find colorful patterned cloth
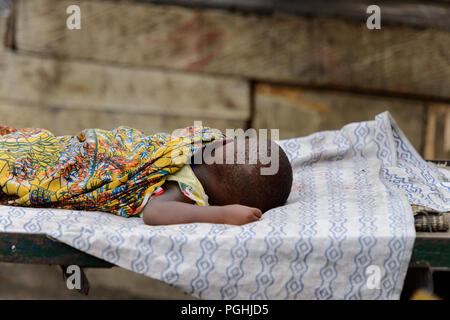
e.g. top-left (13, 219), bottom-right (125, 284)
top-left (0, 125), bottom-right (224, 217)
top-left (165, 163), bottom-right (209, 207)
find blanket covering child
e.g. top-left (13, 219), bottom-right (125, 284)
top-left (0, 125), bottom-right (224, 217)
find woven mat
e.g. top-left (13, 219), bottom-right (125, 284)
top-left (412, 204), bottom-right (449, 232)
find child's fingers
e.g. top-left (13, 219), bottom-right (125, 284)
top-left (253, 208), bottom-right (262, 218)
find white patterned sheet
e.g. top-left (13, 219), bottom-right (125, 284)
top-left (1, 111), bottom-right (449, 300)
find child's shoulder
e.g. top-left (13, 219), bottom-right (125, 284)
top-left (166, 164), bottom-right (209, 206)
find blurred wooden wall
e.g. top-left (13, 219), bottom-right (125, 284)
top-left (0, 0), bottom-right (449, 158)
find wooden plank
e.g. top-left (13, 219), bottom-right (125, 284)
top-left (253, 83), bottom-right (425, 152)
top-left (1, 229), bottom-right (448, 269)
top-left (423, 107), bottom-right (436, 159)
top-left (428, 104), bottom-right (450, 159)
top-left (412, 212), bottom-right (450, 268)
top-left (412, 238), bottom-right (450, 268)
top-left (15, 0), bottom-right (450, 99)
top-left (143, 0), bottom-right (450, 30)
top-left (0, 50), bottom-right (250, 121)
top-left (424, 106), bottom-right (438, 159)
top-left (0, 232), bottom-right (114, 267)
top-left (0, 99), bottom-right (248, 137)
top-left (445, 110), bottom-right (450, 153)
top-left (0, 13), bottom-right (11, 88)
top-left (0, 14), bottom-right (9, 58)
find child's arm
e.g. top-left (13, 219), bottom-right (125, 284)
top-left (142, 181), bottom-right (262, 226)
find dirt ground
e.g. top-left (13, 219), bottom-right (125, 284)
top-left (0, 262), bottom-right (197, 299)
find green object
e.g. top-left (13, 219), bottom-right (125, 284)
top-left (1, 231), bottom-right (449, 269)
top-left (0, 232), bottom-right (113, 268)
top-left (411, 234), bottom-right (450, 268)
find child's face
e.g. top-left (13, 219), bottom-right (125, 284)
top-left (195, 138), bottom-right (263, 207)
top-left (193, 137), bottom-right (291, 211)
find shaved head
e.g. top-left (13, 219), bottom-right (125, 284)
top-left (193, 138), bottom-right (293, 212)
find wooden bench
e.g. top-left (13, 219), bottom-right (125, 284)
top-left (1, 160), bottom-right (448, 296)
top-left (1, 219), bottom-right (448, 296)
top-left (0, 232), bottom-right (113, 295)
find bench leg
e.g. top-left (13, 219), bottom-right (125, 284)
top-left (401, 262), bottom-right (434, 299)
top-left (59, 265), bottom-right (90, 295)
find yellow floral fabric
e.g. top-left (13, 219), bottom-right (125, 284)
top-left (0, 125), bottom-right (223, 217)
top-left (166, 163), bottom-right (209, 207)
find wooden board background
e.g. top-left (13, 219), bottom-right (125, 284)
top-left (0, 0), bottom-right (448, 158)
top-left (15, 0), bottom-right (450, 100)
top-left (0, 52), bottom-right (249, 121)
top-left (0, 0), bottom-right (449, 302)
top-left (424, 104), bottom-right (450, 159)
top-left (135, 0), bottom-right (450, 30)
top-left (0, 99), bottom-right (247, 137)
top-left (253, 83), bottom-right (426, 151)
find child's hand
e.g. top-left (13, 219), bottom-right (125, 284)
top-left (221, 204), bottom-right (262, 225)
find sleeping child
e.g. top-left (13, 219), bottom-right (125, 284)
top-left (0, 125), bottom-right (292, 226)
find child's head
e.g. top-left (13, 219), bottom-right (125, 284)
top-left (193, 137), bottom-right (293, 212)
